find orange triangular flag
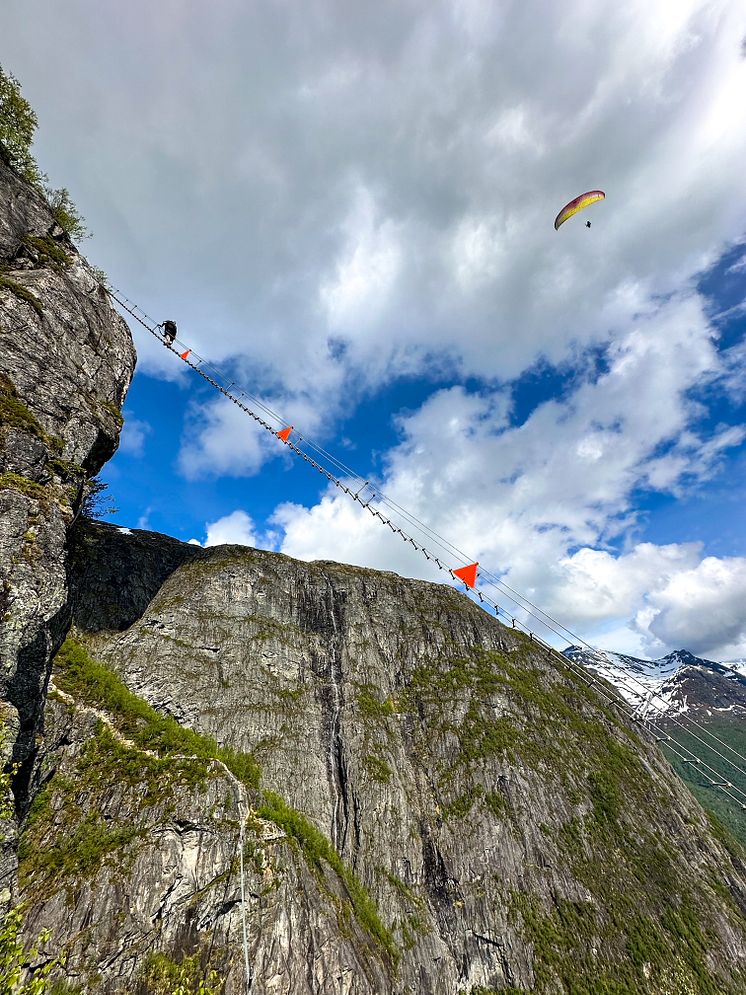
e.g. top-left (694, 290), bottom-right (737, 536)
top-left (179, 349), bottom-right (191, 360)
top-left (453, 562), bottom-right (478, 588)
top-left (277, 426), bottom-right (293, 442)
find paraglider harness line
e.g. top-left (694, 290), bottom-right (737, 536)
top-left (107, 286), bottom-right (746, 816)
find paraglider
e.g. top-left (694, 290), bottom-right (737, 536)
top-left (554, 190), bottom-right (605, 230)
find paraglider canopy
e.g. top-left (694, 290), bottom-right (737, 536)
top-left (554, 190), bottom-right (605, 230)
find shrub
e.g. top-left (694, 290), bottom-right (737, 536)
top-left (0, 65), bottom-right (41, 186)
top-left (0, 905), bottom-right (62, 994)
top-left (138, 950), bottom-right (223, 995)
top-left (42, 187), bottom-right (89, 242)
top-left (79, 476), bottom-right (118, 521)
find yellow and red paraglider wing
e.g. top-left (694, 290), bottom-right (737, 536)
top-left (554, 190), bottom-right (605, 230)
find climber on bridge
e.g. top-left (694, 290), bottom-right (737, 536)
top-left (161, 320), bottom-right (177, 346)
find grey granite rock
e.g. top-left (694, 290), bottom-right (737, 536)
top-left (21, 523), bottom-right (745, 993)
top-left (0, 158), bottom-right (136, 902)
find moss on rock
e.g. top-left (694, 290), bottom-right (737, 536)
top-left (52, 637), bottom-right (261, 789)
top-left (0, 269), bottom-right (43, 314)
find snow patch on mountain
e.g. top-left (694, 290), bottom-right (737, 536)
top-left (563, 646), bottom-right (746, 720)
top-left (724, 658), bottom-right (746, 678)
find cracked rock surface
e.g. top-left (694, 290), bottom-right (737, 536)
top-left (19, 521), bottom-right (745, 993)
top-left (0, 158), bottom-right (135, 902)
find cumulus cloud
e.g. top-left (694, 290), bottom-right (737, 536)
top-left (118, 416), bottom-right (151, 457)
top-left (275, 289), bottom-right (745, 657)
top-left (190, 510), bottom-right (259, 548)
top-left (177, 383), bottom-right (332, 479)
top-left (320, 184), bottom-right (403, 333)
top-left (5, 0), bottom-right (746, 408)
top-left (638, 556), bottom-right (746, 659)
top-left (178, 397), bottom-right (271, 479)
top-left (272, 493), bottom-right (438, 579)
top-left (5, 1), bottom-right (744, 655)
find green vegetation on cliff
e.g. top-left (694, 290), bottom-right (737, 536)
top-left (0, 472), bottom-right (49, 504)
top-left (0, 373), bottom-right (49, 439)
top-left (24, 637), bottom-right (398, 970)
top-left (19, 638), bottom-right (259, 895)
top-left (21, 234), bottom-right (71, 269)
top-left (0, 272), bottom-right (43, 315)
top-left (257, 790), bottom-right (399, 965)
top-left (53, 637), bottom-right (261, 789)
top-left (663, 720), bottom-right (746, 849)
top-left (389, 645), bottom-right (646, 828)
top-left (136, 949), bottom-right (223, 995)
top-left (0, 372), bottom-right (78, 487)
top-left (508, 885), bottom-right (744, 995)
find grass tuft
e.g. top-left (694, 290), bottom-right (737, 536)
top-left (53, 637), bottom-right (261, 789)
top-left (258, 789), bottom-right (398, 965)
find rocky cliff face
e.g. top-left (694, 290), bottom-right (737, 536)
top-left (13, 520), bottom-right (745, 994)
top-left (0, 157), bottom-right (135, 903)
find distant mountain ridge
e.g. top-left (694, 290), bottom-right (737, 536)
top-left (563, 645), bottom-right (746, 721)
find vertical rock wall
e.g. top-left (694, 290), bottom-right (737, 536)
top-left (0, 159), bottom-right (136, 904)
top-left (27, 526), bottom-right (744, 994)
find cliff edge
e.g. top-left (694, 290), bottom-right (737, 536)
top-left (0, 157), bottom-right (136, 902)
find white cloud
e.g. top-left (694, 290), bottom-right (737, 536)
top-left (638, 556), bottom-right (746, 659)
top-left (274, 288), bottom-right (745, 657)
top-left (5, 0), bottom-right (744, 655)
top-left (119, 416), bottom-right (151, 457)
top-left (178, 396), bottom-right (270, 479)
top-left (177, 384), bottom-right (331, 480)
top-left (190, 510), bottom-right (259, 548)
top-left (6, 0), bottom-right (746, 409)
top-left (320, 184), bottom-right (403, 332)
top-left (272, 491), bottom-right (442, 580)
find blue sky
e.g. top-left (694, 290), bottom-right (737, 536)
top-left (2, 0), bottom-right (745, 660)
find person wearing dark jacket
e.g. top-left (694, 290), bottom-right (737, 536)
top-left (162, 319), bottom-right (177, 345)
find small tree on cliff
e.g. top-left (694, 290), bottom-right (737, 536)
top-left (0, 64), bottom-right (89, 241)
top-left (80, 476), bottom-right (118, 521)
top-left (0, 905), bottom-right (60, 994)
top-left (0, 65), bottom-right (41, 186)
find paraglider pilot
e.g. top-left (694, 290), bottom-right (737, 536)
top-left (554, 190), bottom-right (605, 230)
top-left (162, 320), bottom-right (177, 346)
